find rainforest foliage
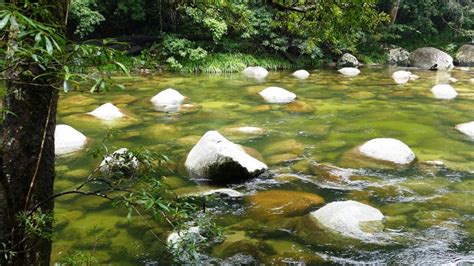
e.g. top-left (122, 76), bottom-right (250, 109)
top-left (67, 0), bottom-right (474, 72)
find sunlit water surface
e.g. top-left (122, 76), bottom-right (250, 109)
top-left (53, 67), bottom-right (473, 264)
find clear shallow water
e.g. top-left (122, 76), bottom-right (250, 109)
top-left (53, 67), bottom-right (474, 264)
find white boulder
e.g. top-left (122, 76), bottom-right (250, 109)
top-left (243, 66), bottom-right (269, 79)
top-left (187, 188), bottom-right (243, 198)
top-left (184, 131), bottom-right (267, 183)
top-left (431, 84), bottom-right (457, 100)
top-left (151, 88), bottom-right (185, 112)
top-left (447, 77), bottom-right (458, 83)
top-left (455, 121), bottom-right (474, 138)
top-left (409, 74), bottom-right (419, 81)
top-left (292, 70), bottom-right (310, 79)
top-left (338, 67), bottom-right (360, 77)
top-left (392, 70), bottom-right (412, 84)
top-left (55, 125), bottom-right (87, 155)
top-left (259, 87), bottom-right (296, 104)
top-left (311, 200), bottom-right (384, 239)
top-left (470, 78), bottom-right (474, 83)
top-left (359, 138), bottom-right (416, 165)
top-left (99, 148), bottom-right (139, 175)
top-left (88, 103), bottom-right (124, 121)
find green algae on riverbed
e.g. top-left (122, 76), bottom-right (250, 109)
top-left (53, 67), bottom-right (474, 264)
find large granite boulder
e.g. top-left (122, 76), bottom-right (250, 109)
top-left (388, 47), bottom-right (410, 66)
top-left (431, 84), bottom-right (457, 100)
top-left (88, 103), bottom-right (124, 121)
top-left (259, 87), bottom-right (296, 104)
top-left (455, 121), bottom-right (474, 138)
top-left (55, 124), bottom-right (87, 155)
top-left (358, 138), bottom-right (416, 165)
top-left (455, 44), bottom-right (474, 66)
top-left (310, 200), bottom-right (384, 239)
top-left (184, 131), bottom-right (267, 183)
top-left (243, 66), bottom-right (269, 79)
top-left (409, 47), bottom-right (454, 70)
top-left (337, 53), bottom-right (359, 67)
top-left (151, 88), bottom-right (185, 112)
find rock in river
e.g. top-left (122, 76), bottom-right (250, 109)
top-left (337, 53), bottom-right (359, 67)
top-left (358, 138), bottom-right (416, 165)
top-left (392, 70), bottom-right (412, 85)
top-left (88, 103), bottom-right (124, 121)
top-left (259, 87), bottom-right (296, 104)
top-left (151, 88), bottom-right (185, 112)
top-left (184, 131), bottom-right (267, 183)
top-left (455, 44), bottom-right (474, 67)
top-left (243, 66), bottom-right (269, 79)
top-left (455, 121), bottom-right (474, 138)
top-left (409, 47), bottom-right (454, 70)
top-left (338, 67), bottom-right (360, 77)
top-left (430, 84), bottom-right (457, 100)
top-left (55, 124), bottom-right (87, 155)
top-left (310, 200), bottom-right (384, 239)
top-left (99, 148), bottom-right (139, 176)
top-left (292, 69), bottom-right (310, 79)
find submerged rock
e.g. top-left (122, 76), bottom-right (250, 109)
top-left (150, 88), bottom-right (185, 112)
top-left (259, 87), bottom-right (296, 104)
top-left (409, 47), bottom-right (454, 70)
top-left (55, 124), bottom-right (87, 155)
top-left (292, 69), bottom-right (310, 79)
top-left (455, 44), bottom-right (474, 66)
top-left (358, 138), bottom-right (416, 165)
top-left (392, 70), bottom-right (412, 84)
top-left (455, 121), bottom-right (474, 138)
top-left (243, 66), bottom-right (269, 79)
top-left (185, 188), bottom-right (243, 198)
top-left (447, 77), bottom-right (458, 83)
top-left (430, 84), bottom-right (457, 100)
top-left (247, 190), bottom-right (324, 219)
top-left (337, 53), bottom-right (359, 67)
top-left (184, 131), bottom-right (267, 183)
top-left (99, 148), bottom-right (139, 176)
top-left (310, 200), bottom-right (384, 239)
top-left (283, 101), bottom-right (315, 113)
top-left (338, 67), bottom-right (360, 77)
top-left (88, 103), bottom-right (124, 121)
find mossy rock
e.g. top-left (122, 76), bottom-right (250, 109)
top-left (282, 101), bottom-right (315, 113)
top-left (414, 209), bottom-right (461, 228)
top-left (245, 190), bottom-right (324, 220)
top-left (141, 124), bottom-right (180, 141)
top-left (263, 139), bottom-right (305, 156)
top-left (429, 192), bottom-right (474, 212)
top-left (248, 105), bottom-right (273, 113)
top-left (399, 177), bottom-right (450, 196)
top-left (266, 153), bottom-right (299, 165)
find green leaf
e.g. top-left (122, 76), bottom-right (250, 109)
top-left (44, 36), bottom-right (53, 55)
top-left (34, 32), bottom-right (42, 44)
top-left (114, 61), bottom-right (130, 76)
top-left (0, 14), bottom-right (11, 30)
top-left (116, 84), bottom-right (126, 91)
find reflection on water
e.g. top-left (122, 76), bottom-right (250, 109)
top-left (53, 67), bottom-right (474, 264)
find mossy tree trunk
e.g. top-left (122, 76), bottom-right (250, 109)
top-left (0, 0), bottom-right (68, 264)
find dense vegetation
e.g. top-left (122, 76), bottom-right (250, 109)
top-left (68, 0), bottom-right (474, 72)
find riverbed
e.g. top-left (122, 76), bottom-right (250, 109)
top-left (53, 67), bottom-right (473, 264)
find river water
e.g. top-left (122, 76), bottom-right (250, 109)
top-left (52, 67), bottom-right (473, 264)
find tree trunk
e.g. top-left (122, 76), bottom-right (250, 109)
top-left (0, 0), bottom-right (68, 264)
top-left (390, 0), bottom-right (402, 24)
top-left (1, 65), bottom-right (58, 265)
